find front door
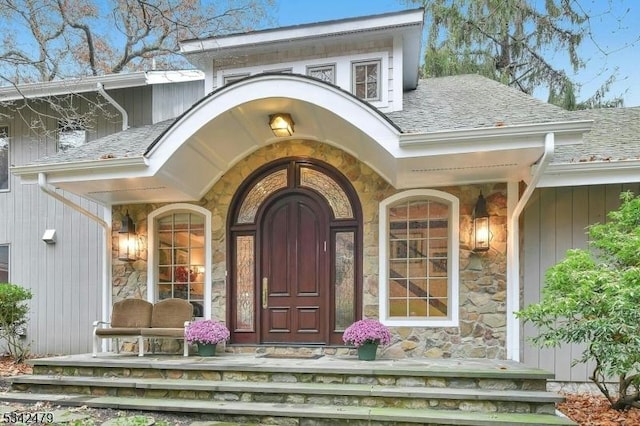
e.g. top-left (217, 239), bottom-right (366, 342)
top-left (260, 193), bottom-right (329, 343)
top-left (228, 158), bottom-right (362, 346)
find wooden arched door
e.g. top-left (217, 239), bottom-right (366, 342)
top-left (228, 158), bottom-right (362, 345)
top-left (260, 192), bottom-right (330, 343)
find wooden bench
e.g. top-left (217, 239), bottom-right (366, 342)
top-left (92, 298), bottom-right (193, 357)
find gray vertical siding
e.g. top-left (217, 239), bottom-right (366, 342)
top-left (523, 183), bottom-right (640, 382)
top-left (0, 82), bottom-right (204, 355)
top-left (152, 81), bottom-right (204, 124)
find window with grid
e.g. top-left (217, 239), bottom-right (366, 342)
top-left (380, 190), bottom-right (459, 326)
top-left (156, 212), bottom-right (206, 317)
top-left (352, 60), bottom-right (380, 101)
top-left (307, 64), bottom-right (336, 84)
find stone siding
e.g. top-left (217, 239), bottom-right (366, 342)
top-left (112, 140), bottom-right (508, 359)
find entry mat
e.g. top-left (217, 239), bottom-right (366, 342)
top-left (259, 353), bottom-right (324, 360)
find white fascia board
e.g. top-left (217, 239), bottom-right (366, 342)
top-left (180, 9), bottom-right (424, 54)
top-left (0, 71), bottom-right (203, 101)
top-left (397, 120), bottom-right (592, 157)
top-left (11, 157), bottom-right (149, 180)
top-left (400, 120), bottom-right (593, 146)
top-left (538, 159), bottom-right (640, 188)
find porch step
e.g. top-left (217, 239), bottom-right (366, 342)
top-left (0, 353), bottom-right (576, 425)
top-left (0, 393), bottom-right (575, 425)
top-left (10, 375), bottom-right (565, 411)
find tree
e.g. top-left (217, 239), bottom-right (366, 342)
top-left (517, 192), bottom-right (640, 410)
top-left (0, 0), bottom-right (272, 133)
top-left (409, 0), bottom-right (623, 109)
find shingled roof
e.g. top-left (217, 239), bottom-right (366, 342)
top-left (24, 74), bottom-right (639, 168)
top-left (553, 107), bottom-right (640, 164)
top-left (385, 74), bottom-right (574, 132)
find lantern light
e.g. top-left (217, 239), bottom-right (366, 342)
top-left (473, 192), bottom-right (490, 252)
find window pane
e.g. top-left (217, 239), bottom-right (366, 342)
top-left (300, 167), bottom-right (353, 219)
top-left (308, 65), bottom-right (335, 84)
top-left (0, 245), bottom-right (8, 282)
top-left (387, 198), bottom-right (449, 320)
top-left (334, 232), bottom-right (355, 331)
top-left (155, 211), bottom-right (206, 306)
top-left (353, 62), bottom-right (379, 100)
top-left (235, 235), bottom-right (255, 331)
top-left (238, 169), bottom-right (288, 223)
top-left (0, 127), bottom-right (8, 190)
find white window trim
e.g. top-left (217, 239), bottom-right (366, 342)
top-left (379, 189), bottom-right (460, 327)
top-left (147, 203), bottom-right (212, 320)
top-left (352, 59), bottom-right (382, 102)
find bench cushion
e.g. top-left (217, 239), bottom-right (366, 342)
top-left (150, 298), bottom-right (193, 328)
top-left (141, 328), bottom-right (185, 337)
top-left (95, 327), bottom-right (143, 336)
top-left (111, 299), bottom-right (153, 328)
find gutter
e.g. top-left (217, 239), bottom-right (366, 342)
top-left (97, 83), bottom-right (128, 131)
top-left (506, 132), bottom-right (555, 362)
top-left (38, 173), bottom-right (112, 350)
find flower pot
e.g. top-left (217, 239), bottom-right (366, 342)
top-left (197, 343), bottom-right (217, 357)
top-left (357, 342), bottom-right (378, 361)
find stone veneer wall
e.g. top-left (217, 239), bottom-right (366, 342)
top-left (112, 140), bottom-right (508, 359)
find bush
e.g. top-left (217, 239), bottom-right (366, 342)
top-left (517, 192), bottom-right (640, 410)
top-left (0, 283), bottom-right (33, 362)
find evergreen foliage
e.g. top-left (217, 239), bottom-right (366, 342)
top-left (517, 192), bottom-right (640, 410)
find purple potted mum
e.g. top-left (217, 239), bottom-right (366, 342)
top-left (342, 319), bottom-right (391, 360)
top-left (185, 319), bottom-right (230, 356)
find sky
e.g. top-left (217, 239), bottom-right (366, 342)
top-left (271, 0), bottom-right (640, 107)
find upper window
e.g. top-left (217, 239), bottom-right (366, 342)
top-left (0, 126), bottom-right (8, 191)
top-left (353, 60), bottom-right (381, 101)
top-left (58, 121), bottom-right (87, 152)
top-left (0, 245), bottom-right (8, 282)
top-left (307, 64), bottom-right (336, 84)
top-left (379, 190), bottom-right (459, 327)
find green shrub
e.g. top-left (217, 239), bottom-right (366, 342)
top-left (0, 282), bottom-right (33, 362)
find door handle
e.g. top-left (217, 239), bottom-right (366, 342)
top-left (262, 277), bottom-right (268, 309)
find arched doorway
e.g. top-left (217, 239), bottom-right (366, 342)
top-left (228, 158), bottom-right (362, 345)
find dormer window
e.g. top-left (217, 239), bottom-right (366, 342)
top-left (352, 60), bottom-right (380, 101)
top-left (307, 64), bottom-right (336, 84)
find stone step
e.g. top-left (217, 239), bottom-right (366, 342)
top-left (29, 354), bottom-right (552, 391)
top-left (9, 375), bottom-right (563, 412)
top-left (0, 393), bottom-right (576, 425)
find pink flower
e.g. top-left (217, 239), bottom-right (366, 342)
top-left (342, 319), bottom-right (392, 348)
top-left (185, 320), bottom-right (230, 345)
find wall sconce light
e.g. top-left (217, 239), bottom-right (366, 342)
top-left (118, 211), bottom-right (137, 261)
top-left (268, 113), bottom-right (295, 137)
top-left (473, 192), bottom-right (490, 252)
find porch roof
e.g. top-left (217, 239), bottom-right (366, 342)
top-left (13, 74), bottom-right (596, 205)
